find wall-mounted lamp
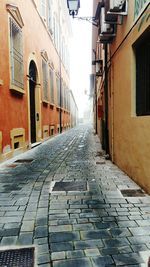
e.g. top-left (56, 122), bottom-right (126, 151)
top-left (67, 0), bottom-right (80, 18)
top-left (92, 60), bottom-right (103, 76)
top-left (67, 0), bottom-right (97, 26)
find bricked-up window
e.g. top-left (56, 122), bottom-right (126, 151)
top-left (10, 18), bottom-right (24, 89)
top-left (135, 28), bottom-right (150, 116)
top-left (42, 60), bottom-right (49, 101)
top-left (49, 69), bottom-right (54, 104)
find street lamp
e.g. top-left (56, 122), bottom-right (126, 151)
top-left (67, 0), bottom-right (80, 17)
top-left (67, 0), bottom-right (97, 26)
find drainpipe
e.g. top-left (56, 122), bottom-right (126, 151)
top-left (104, 44), bottom-right (109, 156)
top-left (93, 49), bottom-right (97, 134)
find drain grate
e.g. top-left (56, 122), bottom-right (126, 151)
top-left (15, 159), bottom-right (33, 163)
top-left (0, 247), bottom-right (34, 267)
top-left (52, 181), bottom-right (87, 192)
top-left (120, 189), bottom-right (145, 197)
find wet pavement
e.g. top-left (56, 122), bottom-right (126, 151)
top-left (0, 124), bottom-right (150, 266)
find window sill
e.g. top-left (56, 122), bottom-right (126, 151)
top-left (42, 99), bottom-right (49, 105)
top-left (0, 79), bottom-right (4, 86)
top-left (10, 84), bottom-right (25, 94)
top-left (50, 103), bottom-right (55, 109)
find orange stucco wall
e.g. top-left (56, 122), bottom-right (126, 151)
top-left (109, 2), bottom-right (150, 192)
top-left (0, 0), bottom-right (72, 158)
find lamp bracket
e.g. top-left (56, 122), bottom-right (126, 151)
top-left (73, 16), bottom-right (98, 27)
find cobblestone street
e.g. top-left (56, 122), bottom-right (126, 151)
top-left (0, 124), bottom-right (150, 266)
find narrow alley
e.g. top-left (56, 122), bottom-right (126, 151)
top-left (0, 124), bottom-right (150, 266)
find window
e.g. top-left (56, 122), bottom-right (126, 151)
top-left (48, 0), bottom-right (53, 32)
top-left (135, 28), bottom-right (150, 116)
top-left (56, 77), bottom-right (60, 106)
top-left (42, 60), bottom-right (49, 102)
top-left (41, 0), bottom-right (46, 19)
top-left (10, 18), bottom-right (24, 89)
top-left (49, 69), bottom-right (54, 103)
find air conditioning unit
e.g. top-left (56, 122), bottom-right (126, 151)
top-left (109, 0), bottom-right (128, 15)
top-left (100, 7), bottom-right (114, 34)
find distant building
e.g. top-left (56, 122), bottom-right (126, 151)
top-left (92, 1), bottom-right (150, 192)
top-left (0, 0), bottom-right (78, 161)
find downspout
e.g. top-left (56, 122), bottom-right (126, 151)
top-left (93, 49), bottom-right (97, 134)
top-left (104, 44), bottom-right (109, 156)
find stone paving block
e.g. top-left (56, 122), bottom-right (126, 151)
top-left (91, 255), bottom-right (114, 267)
top-left (101, 247), bottom-right (119, 255)
top-left (81, 229), bottom-right (110, 240)
top-left (66, 250), bottom-right (84, 259)
top-left (49, 231), bottom-right (80, 243)
top-left (3, 222), bottom-right (21, 229)
top-left (35, 226), bottom-right (48, 238)
top-left (117, 220), bottom-right (138, 227)
top-left (49, 209), bottom-right (68, 215)
top-left (129, 226), bottom-right (150, 236)
top-left (109, 227), bottom-right (131, 237)
top-left (128, 235), bottom-right (150, 244)
top-left (51, 251), bottom-right (65, 261)
top-left (74, 239), bottom-right (104, 249)
top-left (50, 241), bottom-right (73, 252)
top-left (21, 220), bottom-right (35, 232)
top-left (112, 252), bottom-right (144, 265)
top-left (37, 253), bottom-right (51, 265)
top-left (49, 225), bottom-right (72, 232)
top-left (36, 217), bottom-right (48, 226)
top-left (84, 248), bottom-right (100, 256)
top-left (50, 204), bottom-right (69, 210)
top-left (73, 223), bottom-right (94, 231)
top-left (0, 228), bottom-right (19, 237)
top-left (34, 237), bottom-right (48, 245)
top-left (24, 211), bottom-right (37, 220)
top-left (57, 219), bottom-right (77, 225)
top-left (68, 209), bottom-right (81, 214)
top-left (52, 258), bottom-right (92, 267)
top-left (70, 214), bottom-right (79, 219)
top-left (38, 243), bottom-right (49, 254)
top-left (94, 222), bottom-right (117, 229)
top-left (0, 236), bottom-right (18, 245)
top-left (17, 232), bottom-right (33, 245)
top-left (131, 244), bottom-right (148, 252)
top-left (103, 237), bottom-right (130, 247)
top-left (49, 214), bottom-right (69, 220)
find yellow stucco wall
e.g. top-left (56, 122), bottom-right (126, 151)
top-left (109, 2), bottom-right (150, 192)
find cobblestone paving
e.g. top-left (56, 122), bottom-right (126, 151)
top-left (0, 124), bottom-right (150, 266)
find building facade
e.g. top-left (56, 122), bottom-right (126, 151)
top-left (92, 1), bottom-right (150, 192)
top-left (0, 0), bottom-right (78, 161)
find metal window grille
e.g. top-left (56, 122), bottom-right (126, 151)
top-left (42, 60), bottom-right (48, 101)
top-left (136, 29), bottom-right (150, 116)
top-left (49, 69), bottom-right (54, 103)
top-left (10, 18), bottom-right (24, 89)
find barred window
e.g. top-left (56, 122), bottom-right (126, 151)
top-left (49, 69), bottom-right (54, 103)
top-left (135, 28), bottom-right (150, 116)
top-left (10, 18), bottom-right (24, 89)
top-left (42, 60), bottom-right (49, 101)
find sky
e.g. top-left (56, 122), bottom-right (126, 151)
top-left (69, 0), bottom-right (93, 118)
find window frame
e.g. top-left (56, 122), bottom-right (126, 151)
top-left (9, 17), bottom-right (24, 94)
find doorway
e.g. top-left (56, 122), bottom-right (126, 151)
top-left (29, 60), bottom-right (37, 143)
